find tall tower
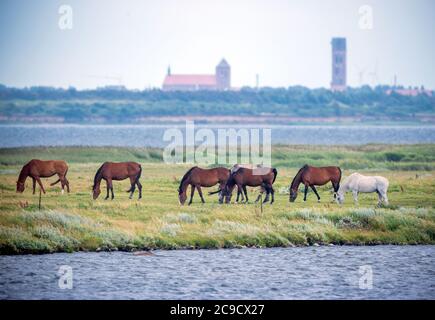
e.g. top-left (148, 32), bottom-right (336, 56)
top-left (331, 38), bottom-right (347, 91)
top-left (215, 59), bottom-right (231, 90)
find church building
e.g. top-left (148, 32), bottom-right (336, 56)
top-left (162, 59), bottom-right (231, 91)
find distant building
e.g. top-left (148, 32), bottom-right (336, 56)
top-left (331, 38), bottom-right (347, 91)
top-left (162, 59), bottom-right (231, 91)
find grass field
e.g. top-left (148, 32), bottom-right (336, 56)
top-left (0, 145), bottom-right (434, 254)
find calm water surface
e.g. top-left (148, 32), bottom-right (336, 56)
top-left (0, 246), bottom-right (434, 299)
top-left (0, 124), bottom-right (434, 147)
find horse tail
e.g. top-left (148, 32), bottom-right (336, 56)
top-left (208, 188), bottom-right (221, 195)
top-left (337, 166), bottom-right (342, 182)
top-left (272, 168), bottom-right (278, 184)
top-left (126, 164), bottom-right (142, 192)
top-left (50, 179), bottom-right (61, 186)
top-left (136, 165), bottom-right (142, 184)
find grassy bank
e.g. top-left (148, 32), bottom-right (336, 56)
top-left (1, 144), bottom-right (434, 170)
top-left (0, 145), bottom-right (434, 254)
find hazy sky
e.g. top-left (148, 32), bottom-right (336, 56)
top-left (0, 0), bottom-right (434, 89)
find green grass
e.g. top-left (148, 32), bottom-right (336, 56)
top-left (0, 145), bottom-right (434, 254)
top-left (0, 144), bottom-right (434, 170)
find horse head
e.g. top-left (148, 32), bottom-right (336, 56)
top-left (178, 188), bottom-right (187, 205)
top-left (336, 190), bottom-right (345, 204)
top-left (16, 181), bottom-right (25, 193)
top-left (289, 187), bottom-right (298, 202)
top-left (92, 184), bottom-right (101, 200)
top-left (220, 183), bottom-right (235, 204)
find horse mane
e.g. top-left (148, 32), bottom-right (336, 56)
top-left (178, 166), bottom-right (197, 192)
top-left (290, 164), bottom-right (308, 189)
top-left (93, 164), bottom-right (104, 189)
top-left (17, 162), bottom-right (30, 183)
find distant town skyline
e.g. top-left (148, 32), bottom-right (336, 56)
top-left (0, 0), bottom-right (434, 90)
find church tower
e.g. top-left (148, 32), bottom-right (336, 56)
top-left (215, 59), bottom-right (231, 90)
top-left (331, 38), bottom-right (347, 91)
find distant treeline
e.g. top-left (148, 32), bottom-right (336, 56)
top-left (0, 84), bottom-right (434, 122)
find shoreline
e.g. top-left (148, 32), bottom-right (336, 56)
top-left (2, 242), bottom-right (435, 257)
top-left (1, 118), bottom-right (434, 126)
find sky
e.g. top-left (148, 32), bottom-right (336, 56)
top-left (0, 0), bottom-right (434, 90)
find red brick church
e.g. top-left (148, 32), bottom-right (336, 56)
top-left (162, 59), bottom-right (231, 91)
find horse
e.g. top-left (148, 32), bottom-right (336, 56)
top-left (178, 166), bottom-right (230, 205)
top-left (92, 162), bottom-right (142, 200)
top-left (16, 159), bottom-right (70, 194)
top-left (208, 164), bottom-right (259, 203)
top-left (221, 167), bottom-right (277, 204)
top-left (337, 173), bottom-right (389, 205)
top-left (289, 165), bottom-right (341, 202)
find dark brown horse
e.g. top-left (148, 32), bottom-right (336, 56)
top-left (16, 159), bottom-right (70, 194)
top-left (178, 166), bottom-right (230, 205)
top-left (289, 165), bottom-right (341, 202)
top-left (92, 162), bottom-right (142, 200)
top-left (221, 167), bottom-right (278, 204)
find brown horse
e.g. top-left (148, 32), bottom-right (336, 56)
top-left (92, 162), bottom-right (142, 200)
top-left (221, 167), bottom-right (278, 204)
top-left (289, 165), bottom-right (341, 202)
top-left (16, 159), bottom-right (70, 194)
top-left (178, 166), bottom-right (230, 205)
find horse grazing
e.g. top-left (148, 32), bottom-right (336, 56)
top-left (92, 162), bottom-right (142, 200)
top-left (178, 166), bottom-right (230, 205)
top-left (221, 167), bottom-right (277, 204)
top-left (16, 159), bottom-right (70, 194)
top-left (337, 173), bottom-right (389, 205)
top-left (226, 164), bottom-right (265, 202)
top-left (289, 165), bottom-right (341, 202)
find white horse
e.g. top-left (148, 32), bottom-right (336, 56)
top-left (337, 173), bottom-right (389, 205)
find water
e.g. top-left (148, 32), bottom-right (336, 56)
top-left (0, 246), bottom-right (434, 299)
top-left (0, 124), bottom-right (434, 147)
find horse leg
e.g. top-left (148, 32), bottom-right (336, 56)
top-left (311, 185), bottom-right (321, 202)
top-left (236, 186), bottom-right (241, 202)
top-left (303, 185), bottom-right (308, 202)
top-left (32, 178), bottom-right (36, 195)
top-left (59, 175), bottom-right (66, 195)
top-left (382, 192), bottom-right (389, 205)
top-left (262, 185), bottom-right (270, 204)
top-left (255, 185), bottom-right (264, 203)
top-left (35, 177), bottom-right (46, 194)
top-left (270, 186), bottom-right (275, 204)
top-left (65, 178), bottom-right (70, 193)
top-left (196, 186), bottom-right (205, 203)
top-left (107, 179), bottom-right (114, 200)
top-left (242, 185), bottom-right (249, 203)
top-left (352, 190), bottom-right (359, 204)
top-left (128, 177), bottom-right (136, 199)
top-left (332, 182), bottom-right (339, 200)
top-left (188, 185), bottom-right (195, 205)
top-left (136, 181), bottom-right (142, 199)
top-left (105, 180), bottom-right (110, 200)
top-left (239, 186), bottom-right (245, 202)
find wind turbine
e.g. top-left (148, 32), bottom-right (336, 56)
top-left (86, 74), bottom-right (124, 86)
top-left (367, 60), bottom-right (379, 87)
top-left (354, 64), bottom-right (368, 87)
